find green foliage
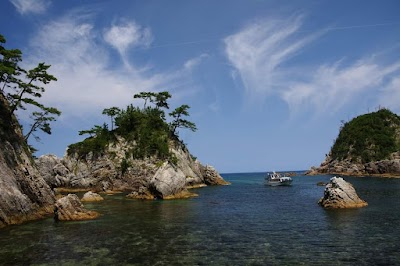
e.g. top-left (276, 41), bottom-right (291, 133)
top-left (0, 33), bottom-right (61, 148)
top-left (120, 158), bottom-right (130, 175)
top-left (102, 107), bottom-right (120, 130)
top-left (24, 106), bottom-right (61, 142)
top-left (169, 104), bottom-right (197, 134)
top-left (67, 124), bottom-right (113, 158)
top-left (115, 105), bottom-right (170, 159)
top-left (331, 109), bottom-right (400, 163)
top-left (68, 91), bottom-right (196, 162)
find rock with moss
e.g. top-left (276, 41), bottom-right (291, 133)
top-left (55, 194), bottom-right (100, 221)
top-left (318, 177), bottom-right (368, 209)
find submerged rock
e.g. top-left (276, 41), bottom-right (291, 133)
top-left (54, 194), bottom-right (99, 221)
top-left (318, 177), bottom-right (368, 209)
top-left (81, 191), bottom-right (104, 202)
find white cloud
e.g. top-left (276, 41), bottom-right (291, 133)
top-left (282, 60), bottom-right (400, 113)
top-left (224, 16), bottom-right (400, 115)
top-left (379, 77), bottom-right (400, 113)
top-left (104, 21), bottom-right (153, 56)
top-left (184, 53), bottom-right (209, 70)
top-left (224, 16), bottom-right (318, 97)
top-left (25, 12), bottom-right (198, 121)
top-left (10, 0), bottom-right (50, 15)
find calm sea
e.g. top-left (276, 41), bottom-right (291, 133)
top-left (1, 173), bottom-right (400, 265)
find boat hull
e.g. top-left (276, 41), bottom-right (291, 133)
top-left (266, 180), bottom-right (292, 186)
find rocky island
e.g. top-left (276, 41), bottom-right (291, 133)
top-left (307, 109), bottom-right (400, 177)
top-left (0, 34), bottom-right (228, 227)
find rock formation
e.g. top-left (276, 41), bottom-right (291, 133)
top-left (307, 109), bottom-right (400, 177)
top-left (81, 191), bottom-right (104, 202)
top-left (36, 138), bottom-right (229, 200)
top-left (0, 95), bottom-right (55, 228)
top-left (307, 152), bottom-right (400, 177)
top-left (318, 177), bottom-right (368, 209)
top-left (54, 194), bottom-right (99, 221)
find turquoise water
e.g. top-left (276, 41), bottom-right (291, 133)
top-left (1, 173), bottom-right (400, 265)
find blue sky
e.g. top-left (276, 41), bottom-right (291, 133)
top-left (1, 0), bottom-right (400, 173)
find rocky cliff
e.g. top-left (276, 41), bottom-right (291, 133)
top-left (307, 109), bottom-right (400, 177)
top-left (307, 152), bottom-right (400, 177)
top-left (0, 94), bottom-right (55, 228)
top-left (36, 137), bottom-right (229, 199)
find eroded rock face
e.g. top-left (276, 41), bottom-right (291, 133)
top-left (54, 194), bottom-right (99, 221)
top-left (318, 177), bottom-right (368, 209)
top-left (81, 191), bottom-right (104, 202)
top-left (202, 165), bottom-right (230, 185)
top-left (307, 153), bottom-right (400, 177)
top-left (36, 139), bottom-right (229, 199)
top-left (0, 95), bottom-right (55, 228)
top-left (149, 162), bottom-right (187, 198)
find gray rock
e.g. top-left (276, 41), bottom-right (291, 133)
top-left (81, 191), bottom-right (104, 202)
top-left (36, 137), bottom-right (229, 199)
top-left (0, 95), bottom-right (55, 227)
top-left (54, 194), bottom-right (99, 221)
top-left (202, 165), bottom-right (231, 185)
top-left (318, 177), bottom-right (368, 209)
top-left (149, 162), bottom-right (187, 198)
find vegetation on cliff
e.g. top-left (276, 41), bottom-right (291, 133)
top-left (67, 91), bottom-right (196, 163)
top-left (330, 108), bottom-right (400, 163)
top-left (0, 33), bottom-right (60, 151)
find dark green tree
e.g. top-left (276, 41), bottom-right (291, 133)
top-left (8, 62), bottom-right (57, 115)
top-left (153, 91), bottom-right (171, 110)
top-left (169, 104), bottom-right (197, 134)
top-left (0, 34), bottom-right (23, 93)
top-left (133, 92), bottom-right (156, 109)
top-left (24, 106), bottom-right (61, 142)
top-left (0, 33), bottom-right (61, 147)
top-left (102, 107), bottom-right (120, 130)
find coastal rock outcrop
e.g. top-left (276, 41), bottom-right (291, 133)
top-left (81, 191), bottom-right (104, 202)
top-left (36, 139), bottom-right (229, 199)
top-left (307, 109), bottom-right (400, 177)
top-left (54, 194), bottom-right (99, 221)
top-left (307, 153), bottom-right (400, 177)
top-left (318, 177), bottom-right (368, 209)
top-left (0, 95), bottom-right (55, 228)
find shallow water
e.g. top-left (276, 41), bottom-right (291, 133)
top-left (1, 173), bottom-right (400, 265)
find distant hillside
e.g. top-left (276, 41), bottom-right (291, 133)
top-left (307, 109), bottom-right (400, 176)
top-left (331, 109), bottom-right (400, 164)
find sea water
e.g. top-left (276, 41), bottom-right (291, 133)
top-left (0, 173), bottom-right (399, 265)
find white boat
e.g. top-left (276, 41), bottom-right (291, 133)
top-left (265, 171), bottom-right (293, 186)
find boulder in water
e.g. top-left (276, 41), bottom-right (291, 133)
top-left (54, 194), bottom-right (99, 221)
top-left (318, 177), bottom-right (368, 209)
top-left (81, 191), bottom-right (104, 202)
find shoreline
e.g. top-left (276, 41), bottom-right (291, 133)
top-left (306, 171), bottom-right (400, 178)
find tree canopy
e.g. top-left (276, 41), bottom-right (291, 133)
top-left (330, 108), bottom-right (400, 163)
top-left (0, 33), bottom-right (61, 150)
top-left (68, 91), bottom-right (196, 162)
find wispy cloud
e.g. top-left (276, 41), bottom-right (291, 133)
top-left (379, 77), bottom-right (400, 113)
top-left (10, 0), bottom-right (50, 15)
top-left (283, 60), bottom-right (400, 114)
top-left (184, 53), bottom-right (209, 70)
top-left (26, 11), bottom-right (199, 121)
top-left (224, 16), bottom-right (400, 115)
top-left (104, 21), bottom-right (153, 56)
top-left (224, 16), bottom-right (319, 97)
